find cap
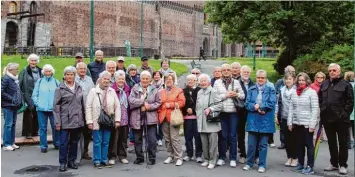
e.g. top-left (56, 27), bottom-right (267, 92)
top-left (75, 52), bottom-right (84, 58)
top-left (117, 56), bottom-right (125, 62)
top-left (141, 56), bottom-right (148, 61)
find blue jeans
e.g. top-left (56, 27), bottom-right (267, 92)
top-left (219, 112), bottom-right (239, 161)
top-left (59, 128), bottom-right (80, 165)
top-left (129, 128), bottom-right (135, 142)
top-left (246, 132), bottom-right (269, 168)
top-left (93, 129), bottom-right (111, 164)
top-left (184, 119), bottom-right (202, 158)
top-left (37, 111), bottom-right (60, 150)
top-left (2, 108), bottom-right (17, 147)
top-left (156, 123), bottom-right (164, 141)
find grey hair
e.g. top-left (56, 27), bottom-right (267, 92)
top-left (256, 70), bottom-right (267, 77)
top-left (140, 70), bottom-right (152, 78)
top-left (106, 60), bottom-right (117, 69)
top-left (95, 50), bottom-right (103, 56)
top-left (314, 71), bottom-right (326, 80)
top-left (198, 73), bottom-right (211, 84)
top-left (99, 70), bottom-right (111, 79)
top-left (328, 63), bottom-right (341, 72)
top-left (76, 62), bottom-right (87, 69)
top-left (296, 72), bottom-right (312, 86)
top-left (42, 64), bottom-right (55, 75)
top-left (186, 74), bottom-right (197, 82)
top-left (231, 62), bottom-right (241, 68)
top-left (213, 66), bottom-right (221, 71)
top-left (241, 65), bottom-right (251, 72)
top-left (127, 64), bottom-right (137, 72)
top-left (27, 53), bottom-right (40, 64)
top-left (191, 68), bottom-right (201, 73)
top-left (63, 66), bottom-right (77, 76)
top-left (114, 70), bottom-right (126, 80)
top-left (221, 63), bottom-right (231, 69)
top-left (3, 62), bottom-right (19, 75)
top-left (284, 65), bottom-right (295, 73)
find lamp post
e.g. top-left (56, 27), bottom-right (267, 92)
top-left (140, 1), bottom-right (144, 57)
top-left (215, 25), bottom-right (218, 58)
top-left (353, 2), bottom-right (355, 167)
top-left (253, 41), bottom-right (256, 70)
top-left (89, 0), bottom-right (94, 62)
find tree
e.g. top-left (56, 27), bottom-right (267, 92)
top-left (204, 1), bottom-right (354, 74)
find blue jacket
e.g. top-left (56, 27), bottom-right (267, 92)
top-left (32, 76), bottom-right (60, 112)
top-left (1, 75), bottom-right (23, 109)
top-left (246, 84), bottom-right (276, 133)
top-left (87, 61), bottom-right (106, 84)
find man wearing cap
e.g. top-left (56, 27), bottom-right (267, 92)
top-left (137, 56), bottom-right (154, 75)
top-left (87, 50), bottom-right (106, 84)
top-left (116, 56), bottom-right (127, 73)
top-left (73, 53), bottom-right (91, 77)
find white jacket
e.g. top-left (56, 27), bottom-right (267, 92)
top-left (212, 78), bottom-right (245, 113)
top-left (85, 85), bottom-right (121, 130)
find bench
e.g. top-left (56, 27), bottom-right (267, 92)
top-left (191, 60), bottom-right (201, 69)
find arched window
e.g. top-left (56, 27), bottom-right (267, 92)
top-left (30, 1), bottom-right (37, 14)
top-left (9, 1), bottom-right (17, 13)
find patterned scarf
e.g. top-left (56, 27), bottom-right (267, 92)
top-left (118, 86), bottom-right (128, 108)
top-left (160, 68), bottom-right (173, 76)
top-left (222, 76), bottom-right (232, 90)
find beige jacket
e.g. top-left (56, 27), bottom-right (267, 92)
top-left (85, 85), bottom-right (121, 130)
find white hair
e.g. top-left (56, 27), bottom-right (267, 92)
top-left (127, 64), bottom-right (137, 72)
top-left (76, 62), bottom-right (87, 69)
top-left (106, 60), bottom-right (117, 69)
top-left (95, 50), bottom-right (103, 56)
top-left (63, 66), bottom-right (77, 76)
top-left (186, 74), bottom-right (197, 82)
top-left (27, 53), bottom-right (40, 64)
top-left (99, 70), bottom-right (111, 79)
top-left (3, 62), bottom-right (19, 75)
top-left (114, 70), bottom-right (126, 80)
top-left (42, 64), bottom-right (55, 75)
top-left (140, 70), bottom-right (152, 78)
top-left (284, 65), bottom-right (295, 73)
top-left (191, 68), bottom-right (201, 73)
top-left (221, 63), bottom-right (231, 69)
top-left (241, 65), bottom-right (251, 72)
top-left (198, 73), bottom-right (211, 84)
top-left (328, 63), bottom-right (341, 71)
top-left (256, 70), bottom-right (267, 77)
top-left (231, 62), bottom-right (241, 68)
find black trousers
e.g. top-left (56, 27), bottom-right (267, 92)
top-left (133, 125), bottom-right (157, 161)
top-left (293, 125), bottom-right (314, 167)
top-left (22, 108), bottom-right (39, 136)
top-left (237, 116), bottom-right (247, 158)
top-left (282, 121), bottom-right (297, 159)
top-left (108, 126), bottom-right (129, 160)
top-left (323, 120), bottom-right (349, 168)
top-left (59, 128), bottom-right (81, 165)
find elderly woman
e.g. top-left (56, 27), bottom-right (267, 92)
top-left (211, 66), bottom-right (222, 87)
top-left (182, 74), bottom-right (202, 162)
top-left (242, 70), bottom-right (276, 173)
top-left (19, 54), bottom-right (42, 139)
top-left (344, 71), bottom-right (355, 148)
top-left (32, 64), bottom-right (60, 153)
top-left (126, 64), bottom-right (140, 89)
top-left (159, 58), bottom-right (178, 85)
top-left (128, 71), bottom-right (161, 165)
top-left (1, 63), bottom-right (22, 151)
top-left (54, 66), bottom-right (85, 172)
top-left (196, 74), bottom-right (223, 169)
top-left (86, 71), bottom-right (121, 169)
top-left (158, 74), bottom-right (186, 166)
top-left (213, 63), bottom-right (245, 167)
top-left (108, 70), bottom-right (131, 165)
top-left (152, 71), bottom-right (164, 146)
top-left (105, 60), bottom-right (117, 84)
top-left (288, 72), bottom-right (319, 174)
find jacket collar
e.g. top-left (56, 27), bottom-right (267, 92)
top-left (201, 86), bottom-right (212, 94)
top-left (59, 81), bottom-right (80, 93)
top-left (26, 65), bottom-right (42, 78)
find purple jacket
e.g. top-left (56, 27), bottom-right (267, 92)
top-left (112, 83), bottom-right (131, 126)
top-left (128, 83), bottom-right (161, 129)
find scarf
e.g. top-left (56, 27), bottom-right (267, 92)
top-left (296, 85), bottom-right (307, 96)
top-left (117, 85), bottom-right (128, 109)
top-left (283, 85), bottom-right (294, 100)
top-left (160, 68), bottom-right (173, 76)
top-left (6, 71), bottom-right (19, 84)
top-left (166, 86), bottom-right (172, 92)
top-left (222, 76), bottom-right (232, 90)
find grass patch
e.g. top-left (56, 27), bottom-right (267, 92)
top-left (218, 57), bottom-right (279, 83)
top-left (1, 55), bottom-right (188, 79)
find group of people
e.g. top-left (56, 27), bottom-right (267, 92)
top-left (1, 50), bottom-right (354, 176)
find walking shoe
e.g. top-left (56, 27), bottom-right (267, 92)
top-left (108, 159), bottom-right (115, 165)
top-left (230, 160), bottom-right (237, 168)
top-left (290, 159), bottom-right (298, 167)
top-left (183, 156), bottom-right (191, 161)
top-left (339, 167), bottom-right (348, 175)
top-left (278, 143), bottom-right (285, 149)
top-left (258, 167), bottom-right (266, 173)
top-left (157, 140), bottom-right (163, 146)
top-left (302, 166), bottom-right (314, 174)
top-left (293, 164), bottom-right (304, 172)
top-left (12, 144), bottom-right (20, 149)
top-left (324, 164), bottom-right (338, 171)
top-left (41, 148), bottom-right (48, 153)
top-left (207, 164), bottom-right (215, 169)
top-left (196, 157), bottom-right (203, 163)
top-left (67, 162), bottom-right (78, 169)
top-left (175, 159), bottom-right (183, 166)
top-left (269, 143), bottom-right (276, 148)
top-left (101, 162), bottom-right (112, 168)
top-left (164, 157), bottom-right (173, 164)
top-left (242, 165), bottom-right (251, 171)
top-left (3, 146), bottom-right (15, 151)
top-left (59, 164), bottom-right (67, 172)
top-left (216, 159), bottom-right (225, 166)
top-left (285, 158), bottom-right (292, 166)
top-left (201, 162), bottom-right (209, 167)
top-left (239, 157), bottom-right (246, 164)
top-left (120, 159), bottom-right (129, 164)
top-left (94, 163), bottom-right (102, 169)
top-left (82, 153), bottom-right (92, 160)
top-left (133, 158), bottom-right (144, 165)
top-left (147, 159), bottom-right (155, 165)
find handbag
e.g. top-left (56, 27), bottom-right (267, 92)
top-left (232, 79), bottom-right (245, 110)
top-left (170, 106), bottom-right (184, 126)
top-left (206, 92), bottom-right (222, 122)
top-left (97, 93), bottom-right (115, 130)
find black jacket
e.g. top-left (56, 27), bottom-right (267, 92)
top-left (87, 60), bottom-right (106, 84)
top-left (238, 78), bottom-right (255, 118)
top-left (319, 78), bottom-right (354, 123)
top-left (182, 87), bottom-right (201, 116)
top-left (19, 66), bottom-right (42, 108)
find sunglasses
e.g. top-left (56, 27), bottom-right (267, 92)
top-left (222, 69), bottom-right (231, 71)
top-left (192, 72), bottom-right (200, 75)
top-left (328, 69), bottom-right (337, 73)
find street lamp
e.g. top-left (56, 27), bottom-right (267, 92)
top-left (89, 0), bottom-right (94, 62)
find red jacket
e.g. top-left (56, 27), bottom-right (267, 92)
top-left (158, 86), bottom-right (186, 123)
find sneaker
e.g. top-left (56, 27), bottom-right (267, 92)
top-left (157, 140), bottom-right (163, 146)
top-left (239, 157), bottom-right (246, 164)
top-left (120, 159), bottom-right (129, 164)
top-left (207, 164), bottom-right (215, 169)
top-left (269, 143), bottom-right (276, 148)
top-left (175, 159), bottom-right (183, 166)
top-left (3, 146), bottom-right (15, 151)
top-left (243, 165), bottom-right (251, 171)
top-left (164, 157), bottom-right (173, 164)
top-left (94, 163), bottom-right (102, 169)
top-left (183, 156), bottom-right (191, 161)
top-left (108, 159), bottom-right (115, 165)
top-left (12, 144), bottom-right (20, 149)
top-left (216, 159), bottom-right (225, 166)
top-left (290, 159), bottom-right (298, 167)
top-left (201, 162), bottom-right (209, 167)
top-left (324, 164), bottom-right (339, 171)
top-left (101, 163), bottom-right (112, 168)
top-left (196, 157), bottom-right (203, 163)
top-left (339, 167), bottom-right (348, 175)
top-left (302, 166), bottom-right (314, 175)
top-left (230, 160), bottom-right (237, 168)
top-left (41, 148), bottom-right (48, 153)
top-left (258, 167), bottom-right (266, 173)
top-left (285, 158), bottom-right (292, 166)
top-left (293, 164), bottom-right (304, 172)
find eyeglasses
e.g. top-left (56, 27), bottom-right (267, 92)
top-left (328, 69), bottom-right (337, 73)
top-left (257, 77), bottom-right (265, 79)
top-left (192, 72), bottom-right (200, 75)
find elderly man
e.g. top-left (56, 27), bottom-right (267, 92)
top-left (319, 63), bottom-right (354, 175)
top-left (105, 60), bottom-right (117, 85)
top-left (211, 67), bottom-right (222, 87)
top-left (191, 68), bottom-right (201, 78)
top-left (88, 50), bottom-right (106, 84)
top-left (75, 62), bottom-right (95, 164)
top-left (231, 62), bottom-right (241, 80)
top-left (73, 52), bottom-right (91, 77)
top-left (116, 56), bottom-right (127, 72)
top-left (138, 56), bottom-right (154, 75)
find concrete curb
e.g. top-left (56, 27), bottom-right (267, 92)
top-left (2, 135), bottom-right (52, 146)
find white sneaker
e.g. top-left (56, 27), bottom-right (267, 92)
top-left (201, 162), bottom-right (209, 167)
top-left (12, 144), bottom-right (20, 149)
top-left (285, 158), bottom-right (292, 166)
top-left (269, 143), bottom-right (276, 148)
top-left (258, 167), bottom-right (266, 173)
top-left (339, 167), bottom-right (348, 175)
top-left (243, 165), bottom-right (251, 171)
top-left (196, 157), bottom-right (203, 163)
top-left (120, 159), bottom-right (129, 164)
top-left (175, 159), bottom-right (183, 166)
top-left (216, 159), bottom-right (225, 166)
top-left (183, 156), bottom-right (191, 161)
top-left (164, 157), bottom-right (173, 164)
top-left (157, 140), bottom-right (163, 146)
top-left (3, 146), bottom-right (15, 151)
top-left (230, 160), bottom-right (237, 168)
top-left (207, 164), bottom-right (215, 169)
top-left (239, 157), bottom-right (246, 164)
top-left (108, 159), bottom-right (115, 165)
